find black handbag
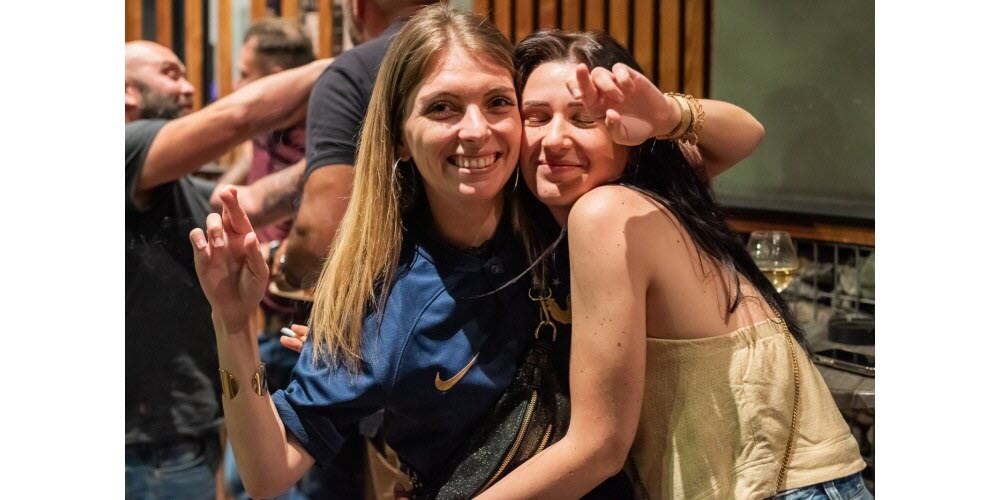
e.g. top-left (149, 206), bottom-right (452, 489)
top-left (410, 287), bottom-right (570, 500)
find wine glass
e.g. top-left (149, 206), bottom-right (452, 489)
top-left (746, 230), bottom-right (799, 293)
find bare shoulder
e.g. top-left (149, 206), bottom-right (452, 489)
top-left (568, 185), bottom-right (681, 239)
top-left (569, 185), bottom-right (656, 227)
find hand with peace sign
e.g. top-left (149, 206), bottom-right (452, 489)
top-left (189, 187), bottom-right (269, 333)
top-left (564, 62), bottom-right (681, 147)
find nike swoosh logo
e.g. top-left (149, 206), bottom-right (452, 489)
top-left (434, 353), bottom-right (479, 392)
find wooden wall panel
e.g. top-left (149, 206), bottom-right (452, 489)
top-left (156, 0), bottom-right (173, 48)
top-left (282, 0), bottom-right (300, 18)
top-left (185, 0), bottom-right (204, 109)
top-left (251, 0), bottom-right (268, 21)
top-left (318, 0), bottom-right (333, 58)
top-left (493, 0), bottom-right (512, 41)
top-left (658, 0), bottom-right (681, 91)
top-left (126, 0), bottom-right (142, 41)
top-left (584, 0), bottom-right (605, 32)
top-left (632, 0), bottom-right (654, 76)
top-left (539, 0), bottom-right (558, 30)
top-left (472, 0), bottom-right (490, 18)
top-left (515, 0), bottom-right (533, 42)
top-left (683, 0), bottom-right (706, 96)
top-left (609, 0), bottom-right (629, 48)
top-left (561, 0), bottom-right (580, 31)
top-left (218, 0), bottom-right (233, 97)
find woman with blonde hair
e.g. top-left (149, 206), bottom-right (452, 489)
top-left (189, 5), bottom-right (558, 497)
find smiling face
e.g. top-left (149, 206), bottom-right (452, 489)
top-left (519, 61), bottom-right (630, 220)
top-left (399, 47), bottom-right (521, 209)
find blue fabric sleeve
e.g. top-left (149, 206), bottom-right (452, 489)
top-left (271, 340), bottom-right (387, 466)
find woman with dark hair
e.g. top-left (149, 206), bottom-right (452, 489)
top-left (476, 30), bottom-right (870, 499)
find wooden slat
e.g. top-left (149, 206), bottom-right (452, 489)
top-left (126, 0), bottom-right (142, 41)
top-left (632, 0), bottom-right (654, 76)
top-left (494, 0), bottom-right (512, 41)
top-left (538, 0), bottom-right (557, 30)
top-left (658, 0), bottom-right (681, 91)
top-left (185, 0), bottom-right (204, 109)
top-left (472, 0), bottom-right (490, 18)
top-left (561, 0), bottom-right (580, 31)
top-left (156, 0), bottom-right (173, 48)
top-left (282, 0), bottom-right (299, 18)
top-left (726, 217), bottom-right (875, 247)
top-left (608, 0), bottom-right (628, 47)
top-left (218, 0), bottom-right (233, 97)
top-left (682, 0), bottom-right (706, 97)
top-left (584, 0), bottom-right (605, 32)
top-left (317, 0), bottom-right (333, 58)
top-left (515, 0), bottom-right (532, 43)
top-left (251, 0), bottom-right (268, 21)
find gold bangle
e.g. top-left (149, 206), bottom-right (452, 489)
top-left (682, 95), bottom-right (706, 145)
top-left (219, 363), bottom-right (268, 400)
top-left (657, 93), bottom-right (692, 141)
top-left (219, 368), bottom-right (239, 400)
top-left (251, 363), bottom-right (269, 396)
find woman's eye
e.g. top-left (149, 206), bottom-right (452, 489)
top-left (524, 114), bottom-right (549, 126)
top-left (489, 96), bottom-right (514, 109)
top-left (424, 102), bottom-right (454, 116)
top-left (575, 113), bottom-right (597, 125)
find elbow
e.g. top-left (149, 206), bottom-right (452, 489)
top-left (750, 118), bottom-right (766, 149)
top-left (565, 430), bottom-right (633, 483)
top-left (595, 435), bottom-right (633, 479)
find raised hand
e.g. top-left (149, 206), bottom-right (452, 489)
top-left (189, 187), bottom-right (269, 331)
top-left (565, 63), bottom-right (680, 146)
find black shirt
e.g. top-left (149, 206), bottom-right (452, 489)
top-left (125, 119), bottom-right (221, 444)
top-left (304, 20), bottom-right (406, 177)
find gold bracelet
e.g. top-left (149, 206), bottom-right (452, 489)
top-left (656, 93), bottom-right (692, 141)
top-left (251, 363), bottom-right (269, 396)
top-left (219, 363), bottom-right (268, 401)
top-left (681, 95), bottom-right (706, 145)
top-left (219, 368), bottom-right (239, 400)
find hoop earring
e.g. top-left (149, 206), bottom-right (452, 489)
top-left (513, 167), bottom-right (520, 190)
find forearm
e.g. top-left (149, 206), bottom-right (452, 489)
top-left (138, 59), bottom-right (329, 192)
top-left (280, 166), bottom-right (354, 289)
top-left (213, 314), bottom-right (309, 497)
top-left (243, 160), bottom-right (305, 228)
top-left (692, 98), bottom-right (765, 178)
top-left (476, 434), bottom-right (624, 500)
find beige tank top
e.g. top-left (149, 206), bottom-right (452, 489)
top-left (630, 318), bottom-right (866, 500)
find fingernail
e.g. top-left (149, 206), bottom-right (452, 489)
top-left (213, 235), bottom-right (225, 247)
top-left (571, 88), bottom-right (582, 99)
top-left (193, 234), bottom-right (208, 250)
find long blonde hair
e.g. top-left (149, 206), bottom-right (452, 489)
top-left (308, 3), bottom-right (515, 369)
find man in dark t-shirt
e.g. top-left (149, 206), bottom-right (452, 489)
top-left (270, 0), bottom-right (438, 292)
top-left (124, 40), bottom-right (327, 499)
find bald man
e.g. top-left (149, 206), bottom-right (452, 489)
top-left (125, 40), bottom-right (328, 499)
top-left (125, 41), bottom-right (195, 122)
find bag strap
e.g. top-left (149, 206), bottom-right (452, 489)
top-left (774, 316), bottom-right (801, 494)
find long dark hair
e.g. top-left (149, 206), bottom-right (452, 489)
top-left (513, 30), bottom-right (808, 348)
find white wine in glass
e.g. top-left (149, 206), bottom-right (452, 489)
top-left (746, 231), bottom-right (799, 293)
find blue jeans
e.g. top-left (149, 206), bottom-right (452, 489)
top-left (774, 472), bottom-right (873, 500)
top-left (125, 433), bottom-right (221, 500)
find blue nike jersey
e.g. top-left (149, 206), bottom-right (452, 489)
top-left (272, 226), bottom-right (539, 479)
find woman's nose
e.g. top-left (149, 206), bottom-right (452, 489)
top-left (541, 118), bottom-right (572, 152)
top-left (457, 106), bottom-right (490, 145)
